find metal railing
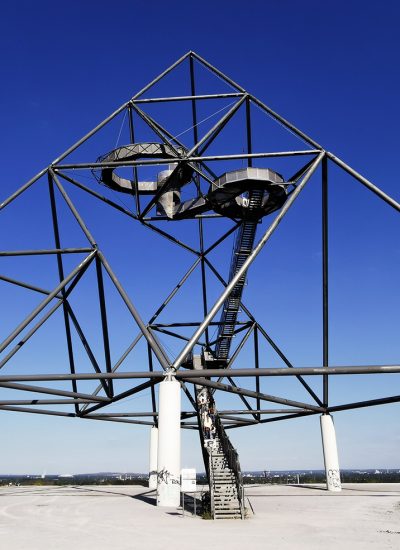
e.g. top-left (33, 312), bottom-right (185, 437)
top-left (214, 414), bottom-right (245, 518)
top-left (195, 383), bottom-right (244, 519)
top-left (215, 190), bottom-right (263, 361)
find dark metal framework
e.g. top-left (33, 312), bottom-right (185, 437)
top-left (0, 51), bottom-right (399, 433)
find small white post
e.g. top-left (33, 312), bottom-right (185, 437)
top-left (157, 373), bottom-right (181, 507)
top-left (320, 414), bottom-right (342, 492)
top-left (148, 426), bottom-right (158, 490)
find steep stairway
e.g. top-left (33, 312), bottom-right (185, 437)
top-left (215, 189), bottom-right (263, 361)
top-left (195, 384), bottom-right (244, 519)
top-left (210, 434), bottom-right (244, 519)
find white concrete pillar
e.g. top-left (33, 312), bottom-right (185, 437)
top-left (148, 426), bottom-right (158, 490)
top-left (157, 376), bottom-right (181, 507)
top-left (320, 414), bottom-right (342, 492)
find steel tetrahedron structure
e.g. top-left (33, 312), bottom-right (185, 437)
top-left (0, 52), bottom-right (399, 513)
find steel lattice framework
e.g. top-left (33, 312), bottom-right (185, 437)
top-left (0, 51), bottom-right (399, 437)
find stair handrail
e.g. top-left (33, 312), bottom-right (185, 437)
top-left (214, 205), bottom-right (261, 360)
top-left (208, 451), bottom-right (215, 519)
top-left (214, 414), bottom-right (245, 518)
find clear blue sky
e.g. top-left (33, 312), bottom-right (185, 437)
top-left (0, 0), bottom-right (399, 474)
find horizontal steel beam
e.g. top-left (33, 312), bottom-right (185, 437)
top-left (82, 416), bottom-right (155, 426)
top-left (0, 365), bottom-right (398, 382)
top-left (54, 150), bottom-right (319, 170)
top-left (0, 399), bottom-right (97, 406)
top-left (179, 365), bottom-right (400, 377)
top-left (132, 93), bottom-right (245, 103)
top-left (0, 405), bottom-right (75, 417)
top-left (328, 395), bottom-right (400, 412)
top-left (226, 410), bottom-right (321, 429)
top-left (218, 409), bottom-right (313, 415)
top-left (0, 381), bottom-right (110, 402)
top-left (0, 248), bottom-right (93, 257)
top-left (83, 412), bottom-right (196, 418)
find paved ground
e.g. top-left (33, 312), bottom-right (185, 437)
top-left (0, 484), bottom-right (399, 549)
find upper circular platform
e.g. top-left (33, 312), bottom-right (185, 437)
top-left (208, 167), bottom-right (287, 220)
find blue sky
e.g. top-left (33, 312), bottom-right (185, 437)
top-left (0, 1), bottom-right (399, 474)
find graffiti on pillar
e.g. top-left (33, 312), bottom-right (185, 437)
top-left (157, 468), bottom-right (180, 485)
top-left (327, 469), bottom-right (341, 488)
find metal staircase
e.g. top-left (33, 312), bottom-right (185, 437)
top-left (209, 417), bottom-right (244, 519)
top-left (191, 191), bottom-right (267, 519)
top-left (215, 189), bottom-right (264, 361)
top-left (195, 384), bottom-right (244, 519)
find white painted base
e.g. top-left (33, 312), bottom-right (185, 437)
top-left (148, 426), bottom-right (158, 490)
top-left (320, 414), bottom-right (342, 492)
top-left (157, 378), bottom-right (181, 507)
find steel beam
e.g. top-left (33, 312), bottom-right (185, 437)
top-left (327, 152), bottom-right (400, 213)
top-left (97, 251), bottom-right (171, 370)
top-left (56, 171), bottom-right (138, 220)
top-left (328, 395), bottom-right (400, 413)
top-left (48, 174), bottom-right (80, 412)
top-left (226, 410), bottom-right (320, 429)
top-left (183, 377), bottom-right (323, 412)
top-left (0, 248), bottom-right (92, 256)
top-left (0, 405), bottom-right (75, 417)
top-left (131, 51), bottom-right (191, 100)
top-left (132, 93), bottom-right (244, 103)
top-left (81, 257), bottom-right (202, 408)
top-left (54, 150), bottom-right (319, 170)
top-left (79, 379), bottom-right (161, 416)
top-left (322, 156), bottom-right (329, 406)
top-left (0, 266), bottom-right (89, 370)
top-left (50, 170), bottom-right (97, 247)
top-left (0, 365), bottom-right (398, 383)
top-left (190, 51), bottom-right (245, 93)
top-left (0, 251), bottom-right (96, 354)
top-left (203, 230), bottom-right (324, 407)
top-left (173, 152), bottom-right (325, 369)
top-left (0, 381), bottom-right (110, 401)
top-left (95, 257), bottom-right (113, 397)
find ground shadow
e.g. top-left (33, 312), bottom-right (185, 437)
top-left (70, 485), bottom-right (157, 505)
top-left (290, 484), bottom-right (328, 491)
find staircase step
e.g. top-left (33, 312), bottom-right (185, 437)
top-left (215, 506), bottom-right (241, 510)
top-left (214, 481), bottom-right (237, 485)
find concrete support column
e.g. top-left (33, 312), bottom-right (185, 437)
top-left (148, 426), bottom-right (158, 490)
top-left (157, 375), bottom-right (181, 507)
top-left (320, 414), bottom-right (342, 492)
